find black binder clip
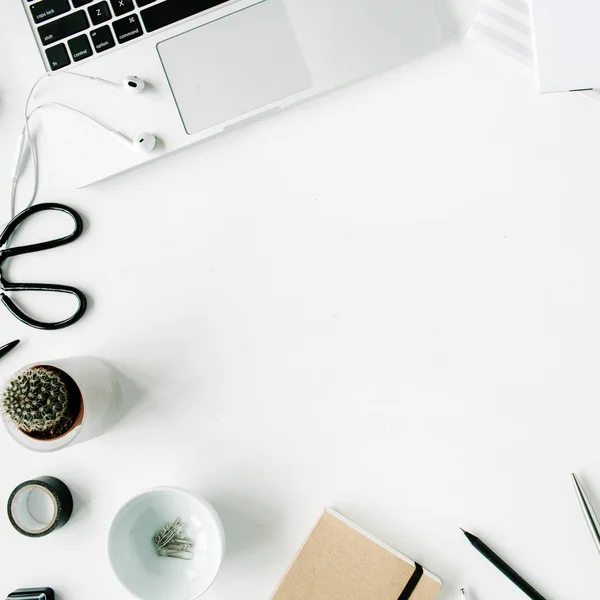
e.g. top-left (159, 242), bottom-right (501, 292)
top-left (7, 589), bottom-right (54, 600)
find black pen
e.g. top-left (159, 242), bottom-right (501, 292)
top-left (0, 340), bottom-right (20, 361)
top-left (461, 529), bottom-right (548, 600)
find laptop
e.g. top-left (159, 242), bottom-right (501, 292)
top-left (19, 0), bottom-right (443, 187)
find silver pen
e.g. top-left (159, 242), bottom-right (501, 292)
top-left (460, 589), bottom-right (467, 600)
top-left (572, 473), bottom-right (600, 556)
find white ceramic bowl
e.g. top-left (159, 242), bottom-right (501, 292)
top-left (108, 488), bottom-right (225, 600)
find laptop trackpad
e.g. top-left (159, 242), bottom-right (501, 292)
top-left (157, 0), bottom-right (312, 135)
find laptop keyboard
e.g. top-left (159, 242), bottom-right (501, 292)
top-left (25, 0), bottom-right (232, 71)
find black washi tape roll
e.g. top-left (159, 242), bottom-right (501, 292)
top-left (7, 476), bottom-right (73, 538)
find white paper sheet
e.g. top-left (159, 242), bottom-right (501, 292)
top-left (467, 0), bottom-right (600, 103)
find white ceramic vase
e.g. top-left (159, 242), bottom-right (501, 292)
top-left (1, 356), bottom-right (122, 452)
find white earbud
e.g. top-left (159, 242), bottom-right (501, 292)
top-left (50, 72), bottom-right (147, 94)
top-left (134, 132), bottom-right (156, 153)
top-left (111, 131), bottom-right (157, 154)
top-left (122, 76), bottom-right (146, 93)
top-left (91, 75), bottom-right (146, 93)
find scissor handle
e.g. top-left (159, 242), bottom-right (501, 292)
top-left (0, 203), bottom-right (87, 330)
top-left (0, 203), bottom-right (83, 259)
top-left (0, 284), bottom-right (87, 331)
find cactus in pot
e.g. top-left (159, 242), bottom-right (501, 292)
top-left (1, 366), bottom-right (82, 440)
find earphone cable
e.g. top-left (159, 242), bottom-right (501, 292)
top-left (28, 102), bottom-right (116, 134)
top-left (10, 73), bottom-right (48, 221)
top-left (8, 71), bottom-right (150, 226)
top-left (10, 76), bottom-right (119, 221)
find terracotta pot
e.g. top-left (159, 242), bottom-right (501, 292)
top-left (1, 357), bottom-right (122, 453)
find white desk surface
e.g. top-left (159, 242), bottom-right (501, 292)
top-left (1, 1), bottom-right (599, 599)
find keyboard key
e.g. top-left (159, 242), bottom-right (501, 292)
top-left (68, 33), bottom-right (93, 61)
top-left (90, 25), bottom-right (115, 52)
top-left (110, 0), bottom-right (134, 16)
top-left (88, 1), bottom-right (112, 25)
top-left (38, 11), bottom-right (89, 46)
top-left (31, 0), bottom-right (71, 25)
top-left (45, 43), bottom-right (71, 70)
top-left (72, 0), bottom-right (93, 6)
top-left (141, 0), bottom-right (229, 33)
top-left (136, 0), bottom-right (156, 6)
top-left (113, 14), bottom-right (143, 44)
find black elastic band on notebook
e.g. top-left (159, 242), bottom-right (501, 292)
top-left (397, 563), bottom-right (424, 600)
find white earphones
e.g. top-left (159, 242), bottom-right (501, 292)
top-left (54, 73), bottom-right (146, 94)
top-left (23, 103), bottom-right (157, 155)
top-left (9, 72), bottom-right (157, 220)
top-left (57, 73), bottom-right (155, 150)
top-left (111, 130), bottom-right (157, 153)
top-left (122, 76), bottom-right (146, 93)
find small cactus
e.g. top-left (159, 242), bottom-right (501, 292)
top-left (1, 366), bottom-right (80, 439)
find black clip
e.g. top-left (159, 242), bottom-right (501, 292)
top-left (7, 589), bottom-right (55, 600)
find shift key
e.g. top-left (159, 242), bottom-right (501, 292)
top-left (38, 10), bottom-right (90, 46)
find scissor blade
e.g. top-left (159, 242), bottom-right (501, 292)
top-left (573, 473), bottom-right (600, 556)
top-left (0, 339), bottom-right (19, 361)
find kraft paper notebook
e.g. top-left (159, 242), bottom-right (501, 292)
top-left (270, 509), bottom-right (442, 600)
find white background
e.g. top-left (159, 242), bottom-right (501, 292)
top-left (1, 1), bottom-right (600, 599)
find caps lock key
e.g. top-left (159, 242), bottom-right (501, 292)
top-left (31, 0), bottom-right (71, 25)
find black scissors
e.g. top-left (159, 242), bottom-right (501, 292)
top-left (0, 203), bottom-right (88, 330)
